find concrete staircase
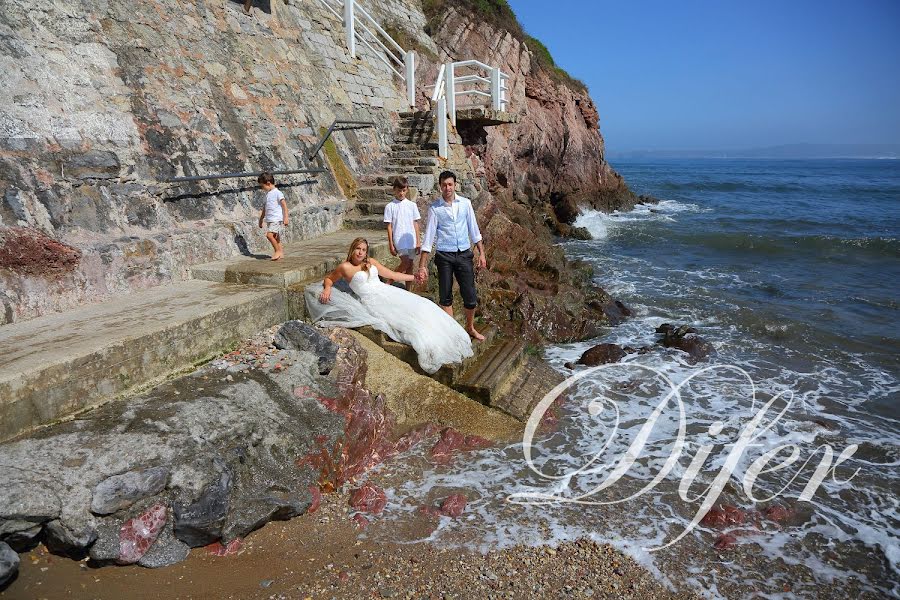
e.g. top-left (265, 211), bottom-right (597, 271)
top-left (356, 323), bottom-right (557, 421)
top-left (0, 229), bottom-right (390, 442)
top-left (344, 111), bottom-right (441, 231)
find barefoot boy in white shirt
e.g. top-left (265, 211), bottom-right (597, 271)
top-left (383, 176), bottom-right (421, 288)
top-left (257, 171), bottom-right (288, 261)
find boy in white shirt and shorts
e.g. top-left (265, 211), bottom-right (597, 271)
top-left (257, 171), bottom-right (289, 261)
top-left (383, 176), bottom-right (420, 288)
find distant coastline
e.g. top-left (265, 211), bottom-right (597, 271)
top-left (608, 143), bottom-right (900, 160)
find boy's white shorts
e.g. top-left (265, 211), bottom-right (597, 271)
top-left (266, 221), bottom-right (284, 234)
top-left (396, 248), bottom-right (417, 258)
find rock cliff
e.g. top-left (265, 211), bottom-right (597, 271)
top-left (0, 0), bottom-right (637, 339)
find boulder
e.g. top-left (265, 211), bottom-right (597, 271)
top-left (118, 504), bottom-right (168, 565)
top-left (173, 464), bottom-right (232, 548)
top-left (91, 467), bottom-right (169, 515)
top-left (576, 343), bottom-right (626, 366)
top-left (655, 323), bottom-right (714, 363)
top-left (349, 484), bottom-right (387, 515)
top-left (274, 321), bottom-right (338, 375)
top-left (222, 492), bottom-right (307, 541)
top-left (137, 519), bottom-right (190, 569)
top-left (0, 541), bottom-right (18, 588)
top-left (0, 521), bottom-right (42, 552)
top-left (439, 494), bottom-right (467, 518)
top-left (0, 480), bottom-right (61, 550)
top-left (44, 518), bottom-right (98, 558)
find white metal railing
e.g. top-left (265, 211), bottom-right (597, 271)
top-left (315, 0), bottom-right (415, 108)
top-left (430, 60), bottom-right (510, 158)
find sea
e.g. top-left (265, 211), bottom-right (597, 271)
top-left (372, 159), bottom-right (900, 599)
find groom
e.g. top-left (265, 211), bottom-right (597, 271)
top-left (415, 171), bottom-right (487, 341)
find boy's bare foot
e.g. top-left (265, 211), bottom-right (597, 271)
top-left (271, 253), bottom-right (283, 261)
top-left (467, 327), bottom-right (486, 341)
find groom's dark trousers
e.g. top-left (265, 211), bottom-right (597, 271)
top-left (434, 249), bottom-right (478, 309)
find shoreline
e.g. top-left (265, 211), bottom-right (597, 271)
top-left (9, 491), bottom-right (698, 600)
top-left (0, 316), bottom-right (695, 599)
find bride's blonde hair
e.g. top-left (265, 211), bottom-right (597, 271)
top-left (346, 237), bottom-right (371, 275)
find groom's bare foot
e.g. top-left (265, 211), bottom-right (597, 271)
top-left (467, 327), bottom-right (485, 342)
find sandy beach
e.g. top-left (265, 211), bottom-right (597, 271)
top-left (7, 491), bottom-right (697, 600)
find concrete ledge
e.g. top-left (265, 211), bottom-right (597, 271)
top-left (191, 229), bottom-right (389, 287)
top-left (0, 281), bottom-right (287, 441)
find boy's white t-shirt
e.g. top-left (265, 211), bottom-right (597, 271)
top-left (264, 188), bottom-right (285, 222)
top-left (383, 198), bottom-right (421, 250)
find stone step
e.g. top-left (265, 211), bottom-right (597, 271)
top-left (384, 165), bottom-right (438, 175)
top-left (391, 142), bottom-right (440, 151)
top-left (191, 229), bottom-right (389, 287)
top-left (354, 201), bottom-right (390, 216)
top-left (0, 280), bottom-right (288, 442)
top-left (356, 186), bottom-right (419, 201)
top-left (454, 339), bottom-right (526, 405)
top-left (388, 149), bottom-right (439, 160)
top-left (398, 110), bottom-right (434, 119)
top-left (489, 356), bottom-right (564, 421)
top-left (396, 126), bottom-right (435, 137)
top-left (356, 324), bottom-right (499, 388)
top-left (386, 157), bottom-right (440, 167)
top-left (343, 215), bottom-right (385, 230)
top-left (370, 174), bottom-right (435, 190)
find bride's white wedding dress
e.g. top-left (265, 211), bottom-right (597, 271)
top-left (305, 265), bottom-right (473, 374)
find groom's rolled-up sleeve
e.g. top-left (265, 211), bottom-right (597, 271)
top-left (466, 200), bottom-right (482, 245)
top-left (420, 206), bottom-right (437, 253)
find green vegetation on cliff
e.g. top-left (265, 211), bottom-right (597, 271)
top-left (422, 0), bottom-right (587, 92)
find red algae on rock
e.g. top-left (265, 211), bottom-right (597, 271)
top-left (0, 226), bottom-right (80, 277)
top-left (349, 483), bottom-right (387, 515)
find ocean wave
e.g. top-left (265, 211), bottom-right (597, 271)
top-left (573, 201), bottom-right (701, 239)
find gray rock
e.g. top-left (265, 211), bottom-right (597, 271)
top-left (0, 480), bottom-right (61, 524)
top-left (44, 519), bottom-right (98, 558)
top-left (91, 467), bottom-right (169, 515)
top-left (0, 521), bottom-right (42, 552)
top-left (137, 519), bottom-right (190, 569)
top-left (222, 492), bottom-right (307, 541)
top-left (273, 320), bottom-right (337, 374)
top-left (88, 519), bottom-right (121, 566)
top-left (0, 541), bottom-right (19, 588)
top-left (0, 352), bottom-right (342, 570)
top-left (173, 463), bottom-right (232, 547)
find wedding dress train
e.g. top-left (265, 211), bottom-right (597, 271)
top-left (306, 265), bottom-right (473, 374)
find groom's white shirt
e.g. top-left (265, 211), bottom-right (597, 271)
top-left (420, 194), bottom-right (482, 253)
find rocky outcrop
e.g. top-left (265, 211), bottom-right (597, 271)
top-left (418, 5), bottom-right (639, 222)
top-left (472, 192), bottom-right (632, 342)
top-left (655, 323), bottom-right (715, 363)
top-left (0, 338), bottom-right (345, 566)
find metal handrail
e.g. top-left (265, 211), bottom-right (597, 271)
top-left (307, 119), bottom-right (376, 162)
top-left (167, 168), bottom-right (327, 184)
top-left (313, 0), bottom-right (416, 107)
top-left (431, 60), bottom-right (512, 159)
top-left (354, 2), bottom-right (405, 59)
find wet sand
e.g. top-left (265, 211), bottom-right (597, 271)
top-left (6, 492), bottom-right (697, 600)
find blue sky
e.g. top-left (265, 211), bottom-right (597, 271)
top-left (507, 0), bottom-right (900, 152)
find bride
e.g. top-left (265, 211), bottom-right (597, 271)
top-left (306, 237), bottom-right (474, 374)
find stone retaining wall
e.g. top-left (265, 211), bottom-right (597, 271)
top-left (0, 0), bottom-right (423, 324)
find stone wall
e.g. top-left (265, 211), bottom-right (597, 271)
top-left (0, 0), bottom-right (637, 328)
top-left (0, 0), bottom-right (416, 324)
